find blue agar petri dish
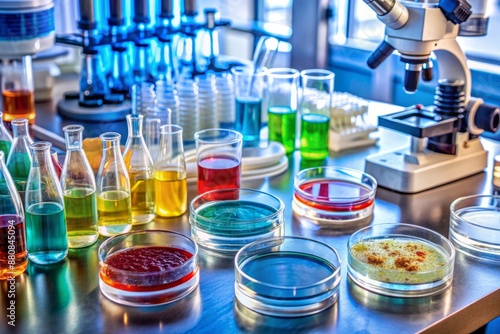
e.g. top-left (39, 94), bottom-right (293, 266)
top-left (235, 236), bottom-right (341, 317)
top-left (293, 166), bottom-right (377, 228)
top-left (98, 230), bottom-right (199, 307)
top-left (347, 223), bottom-right (455, 298)
top-left (449, 195), bottom-right (500, 261)
top-left (189, 188), bottom-right (285, 256)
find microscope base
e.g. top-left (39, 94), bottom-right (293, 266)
top-left (365, 139), bottom-right (487, 193)
top-left (57, 99), bottom-right (131, 122)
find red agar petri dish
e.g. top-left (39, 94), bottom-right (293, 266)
top-left (293, 167), bottom-right (377, 227)
top-left (98, 230), bottom-right (199, 306)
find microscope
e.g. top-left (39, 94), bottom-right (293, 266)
top-left (362, 0), bottom-right (500, 193)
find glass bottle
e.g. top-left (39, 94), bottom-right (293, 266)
top-left (96, 132), bottom-right (132, 236)
top-left (0, 56), bottom-right (36, 125)
top-left (60, 125), bottom-right (98, 248)
top-left (154, 125), bottom-right (187, 217)
top-left (123, 115), bottom-right (155, 225)
top-left (0, 151), bottom-right (27, 279)
top-left (6, 118), bottom-right (33, 206)
top-left (25, 142), bottom-right (68, 265)
top-left (0, 111), bottom-right (12, 157)
top-left (155, 38), bottom-right (177, 83)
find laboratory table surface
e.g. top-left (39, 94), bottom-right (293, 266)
top-left (1, 76), bottom-right (500, 334)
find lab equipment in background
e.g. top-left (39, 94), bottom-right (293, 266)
top-left (96, 132), bottom-right (132, 236)
top-left (108, 44), bottom-right (133, 96)
top-left (154, 124), bottom-right (187, 217)
top-left (0, 112), bottom-right (12, 157)
top-left (232, 66), bottom-right (267, 148)
top-left (328, 93), bottom-right (377, 152)
top-left (79, 49), bottom-right (108, 104)
top-left (177, 77), bottom-right (199, 142)
top-left (0, 0), bottom-right (56, 125)
top-left (299, 69), bottom-right (335, 160)
top-left (122, 115), bottom-right (155, 225)
top-left (25, 142), bottom-right (68, 265)
top-left (0, 151), bottom-right (27, 279)
top-left (362, 0), bottom-right (500, 193)
top-left (196, 74), bottom-right (219, 130)
top-left (266, 68), bottom-right (299, 155)
top-left (7, 118), bottom-right (33, 207)
top-left (215, 72), bottom-right (235, 129)
top-left (156, 80), bottom-right (180, 126)
top-left (131, 82), bottom-right (157, 116)
top-left (61, 125), bottom-right (99, 248)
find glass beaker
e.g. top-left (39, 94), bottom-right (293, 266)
top-left (61, 125), bottom-right (99, 248)
top-left (26, 142), bottom-right (68, 265)
top-left (194, 128), bottom-right (242, 197)
top-left (1, 56), bottom-right (36, 125)
top-left (79, 49), bottom-right (108, 103)
top-left (0, 151), bottom-right (27, 279)
top-left (299, 69), bottom-right (335, 160)
top-left (266, 68), bottom-right (300, 154)
top-left (154, 125), bottom-right (187, 217)
top-left (96, 132), bottom-right (132, 236)
top-left (123, 115), bottom-right (155, 225)
top-left (231, 66), bottom-right (267, 148)
top-left (6, 118), bottom-right (33, 206)
top-left (0, 111), bottom-right (12, 157)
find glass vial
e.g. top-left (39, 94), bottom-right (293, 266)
top-left (96, 132), bottom-right (132, 236)
top-left (133, 41), bottom-right (155, 83)
top-left (61, 125), bottom-right (99, 248)
top-left (155, 125), bottom-right (187, 217)
top-left (1, 56), bottom-right (36, 124)
top-left (6, 118), bottom-right (33, 207)
top-left (0, 111), bottom-right (12, 157)
top-left (79, 49), bottom-right (108, 103)
top-left (123, 115), bottom-right (155, 225)
top-left (108, 44), bottom-right (133, 96)
top-left (0, 151), bottom-right (27, 279)
top-left (26, 142), bottom-right (68, 265)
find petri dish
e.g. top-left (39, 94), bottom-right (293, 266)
top-left (347, 223), bottom-right (455, 298)
top-left (293, 166), bottom-right (377, 227)
top-left (235, 236), bottom-right (341, 317)
top-left (189, 188), bottom-right (285, 256)
top-left (98, 230), bottom-right (199, 307)
top-left (449, 195), bottom-right (500, 261)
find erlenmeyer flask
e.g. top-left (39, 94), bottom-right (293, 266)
top-left (154, 125), bottom-right (187, 217)
top-left (0, 111), bottom-right (12, 157)
top-left (96, 132), bottom-right (132, 236)
top-left (60, 125), bottom-right (98, 248)
top-left (123, 115), bottom-right (155, 225)
top-left (26, 142), bottom-right (68, 265)
top-left (0, 151), bottom-right (27, 279)
top-left (6, 118), bottom-right (33, 206)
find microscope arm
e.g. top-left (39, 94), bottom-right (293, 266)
top-left (433, 38), bottom-right (471, 102)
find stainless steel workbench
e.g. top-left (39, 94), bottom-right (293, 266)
top-left (1, 84), bottom-right (499, 333)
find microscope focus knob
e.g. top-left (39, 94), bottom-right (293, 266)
top-left (439, 0), bottom-right (472, 24)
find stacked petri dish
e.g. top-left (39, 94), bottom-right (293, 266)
top-left (155, 80), bottom-right (180, 126)
top-left (189, 188), bottom-right (284, 256)
top-left (177, 78), bottom-right (199, 143)
top-left (235, 236), bottom-right (341, 317)
top-left (293, 166), bottom-right (377, 228)
top-left (196, 74), bottom-right (219, 131)
top-left (98, 230), bottom-right (199, 306)
top-left (347, 223), bottom-right (455, 297)
top-left (449, 195), bottom-right (500, 261)
top-left (215, 72), bottom-right (236, 129)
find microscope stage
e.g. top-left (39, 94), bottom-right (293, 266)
top-left (365, 139), bottom-right (487, 193)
